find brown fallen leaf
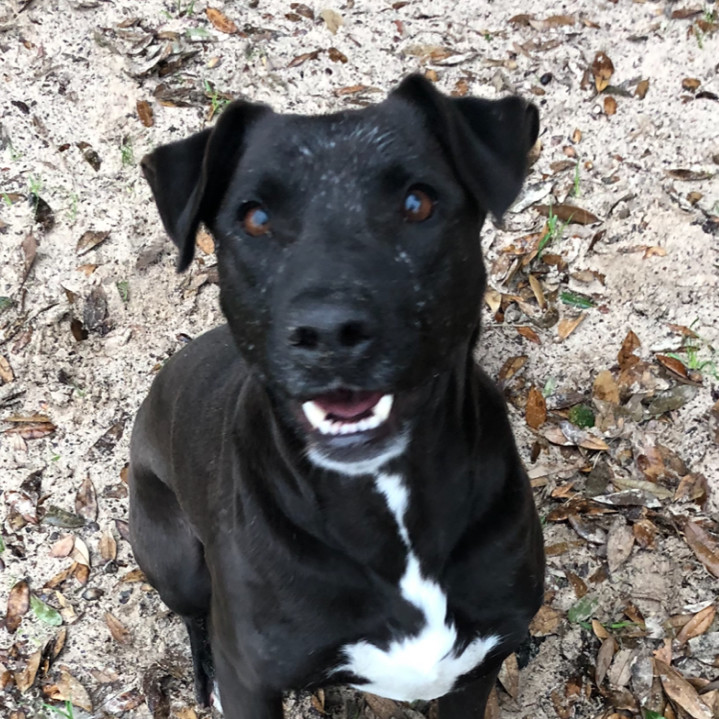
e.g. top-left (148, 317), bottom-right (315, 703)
top-left (43, 669), bottom-right (93, 712)
top-left (206, 7), bottom-right (238, 33)
top-left (105, 612), bottom-right (132, 644)
top-left (6, 579), bottom-right (30, 633)
top-left (526, 386), bottom-right (547, 430)
top-left (683, 520), bottom-right (719, 578)
top-left (607, 518), bottom-right (635, 572)
top-left (618, 330), bottom-right (641, 370)
top-left (14, 647), bottom-right (43, 693)
top-left (671, 7), bottom-right (703, 19)
top-left (666, 169), bottom-right (713, 181)
top-left (498, 653), bottom-right (519, 699)
top-left (517, 326), bottom-right (541, 345)
top-left (76, 230), bottom-right (110, 256)
top-left (557, 313), bottom-right (586, 340)
top-left (604, 96), bottom-right (617, 116)
top-left (291, 3), bottom-right (315, 19)
top-left (592, 51), bottom-right (614, 92)
top-left (530, 604), bottom-right (563, 636)
top-left (535, 204), bottom-right (600, 224)
top-left (677, 605), bottom-right (715, 645)
top-left (655, 659), bottom-right (712, 719)
top-left (363, 693), bottom-right (402, 719)
top-left (655, 353), bottom-right (700, 384)
top-left (593, 370), bottom-right (619, 404)
top-left (50, 535), bottom-right (75, 558)
top-left (136, 100), bottom-right (154, 127)
top-left (596, 636), bottom-right (616, 686)
top-left (4, 421), bottom-right (56, 440)
top-left (320, 8), bottom-right (343, 34)
top-left (287, 50), bottom-right (321, 68)
top-left (75, 477), bottom-right (97, 522)
top-left (328, 47), bottom-right (347, 63)
top-left (635, 78), bottom-right (650, 99)
top-left (99, 531), bottom-right (117, 563)
top-left (335, 84), bottom-right (371, 97)
top-left (497, 355), bottom-right (527, 384)
top-left (0, 355), bottom-right (14, 384)
top-left (592, 618), bottom-right (610, 640)
top-left (682, 77), bottom-right (701, 92)
top-left (633, 519), bottom-right (657, 549)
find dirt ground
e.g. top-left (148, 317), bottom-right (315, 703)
top-left (1, 0), bottom-right (718, 718)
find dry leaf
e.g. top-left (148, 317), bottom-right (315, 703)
top-left (557, 313), bottom-right (586, 340)
top-left (666, 169), bottom-right (713, 181)
top-left (75, 477), bottom-right (97, 522)
top-left (655, 660), bottom-right (712, 719)
top-left (320, 8), bottom-right (343, 34)
top-left (99, 531), bottom-right (117, 563)
top-left (530, 604), bottom-right (563, 636)
top-left (682, 77), bottom-right (701, 91)
top-left (291, 3), bottom-right (315, 19)
top-left (105, 612), bottom-right (132, 644)
top-left (0, 355), bottom-right (15, 383)
top-left (592, 51), bottom-right (614, 92)
top-left (328, 47), bottom-right (347, 63)
top-left (607, 518), bottom-right (635, 572)
top-left (43, 669), bottom-right (93, 712)
top-left (14, 647), bottom-right (42, 692)
top-left (498, 653), bottom-right (519, 698)
top-left (50, 535), bottom-right (75, 558)
top-left (363, 693), bottom-right (401, 719)
top-left (635, 79), bottom-right (650, 99)
top-left (206, 7), bottom-right (238, 34)
top-left (535, 204), bottom-right (600, 224)
top-left (655, 354), bottom-right (694, 382)
top-left (195, 228), bottom-right (214, 255)
top-left (526, 386), bottom-right (547, 429)
top-left (593, 370), bottom-right (619, 404)
top-left (618, 330), bottom-right (641, 369)
top-left (335, 84), bottom-right (369, 96)
top-left (592, 618), bottom-right (610, 640)
top-left (683, 520), bottom-right (719, 578)
top-left (604, 96), bottom-right (617, 116)
top-left (76, 230), bottom-right (109, 256)
top-left (633, 519), bottom-right (657, 549)
top-left (136, 100), bottom-right (154, 127)
top-left (517, 326), bottom-right (541, 344)
top-left (287, 50), bottom-right (321, 68)
top-left (498, 355), bottom-right (527, 383)
top-left (677, 605), bottom-right (715, 644)
top-left (70, 537), bottom-right (91, 568)
top-left (6, 580), bottom-right (30, 633)
top-left (596, 636), bottom-right (616, 686)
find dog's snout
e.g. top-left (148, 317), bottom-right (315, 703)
top-left (287, 303), bottom-right (375, 358)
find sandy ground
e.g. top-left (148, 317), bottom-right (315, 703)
top-left (1, 0), bottom-right (718, 718)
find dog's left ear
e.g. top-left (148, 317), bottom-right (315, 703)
top-left (141, 101), bottom-right (271, 271)
top-left (391, 74), bottom-right (539, 220)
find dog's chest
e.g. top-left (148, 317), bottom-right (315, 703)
top-left (337, 474), bottom-right (499, 702)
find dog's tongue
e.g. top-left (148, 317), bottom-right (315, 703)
top-left (313, 390), bottom-right (383, 420)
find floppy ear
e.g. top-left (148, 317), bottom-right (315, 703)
top-left (140, 101), bottom-right (271, 271)
top-left (391, 74), bottom-right (539, 220)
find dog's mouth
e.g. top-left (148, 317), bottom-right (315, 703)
top-left (301, 390), bottom-right (393, 436)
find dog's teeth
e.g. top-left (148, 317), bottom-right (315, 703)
top-left (305, 394), bottom-right (394, 436)
top-left (372, 394), bottom-right (393, 423)
top-left (302, 401), bottom-right (327, 430)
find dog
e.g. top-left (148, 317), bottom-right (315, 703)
top-left (129, 74), bottom-right (545, 719)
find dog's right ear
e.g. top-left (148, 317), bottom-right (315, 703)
top-left (141, 101), bottom-right (270, 272)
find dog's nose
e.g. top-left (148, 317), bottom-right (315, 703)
top-left (287, 303), bottom-right (375, 359)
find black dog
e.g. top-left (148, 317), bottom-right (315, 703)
top-left (129, 74), bottom-right (544, 719)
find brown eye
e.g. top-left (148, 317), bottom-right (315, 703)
top-left (402, 186), bottom-right (436, 223)
top-left (241, 204), bottom-right (270, 237)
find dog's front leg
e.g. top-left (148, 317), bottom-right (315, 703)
top-left (437, 667), bottom-right (500, 719)
top-left (213, 646), bottom-right (283, 719)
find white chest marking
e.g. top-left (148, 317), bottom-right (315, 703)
top-left (338, 473), bottom-right (500, 702)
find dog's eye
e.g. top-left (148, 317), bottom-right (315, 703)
top-left (402, 186), bottom-right (436, 223)
top-left (240, 203), bottom-right (270, 237)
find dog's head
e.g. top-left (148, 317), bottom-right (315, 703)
top-left (141, 75), bottom-right (538, 474)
